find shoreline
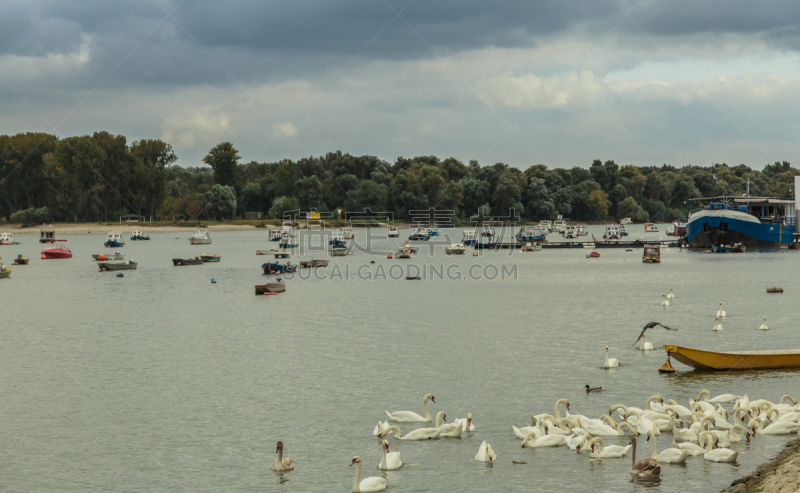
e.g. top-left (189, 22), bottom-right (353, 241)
top-left (724, 437), bottom-right (800, 492)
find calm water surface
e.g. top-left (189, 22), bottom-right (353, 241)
top-left (2, 224), bottom-right (799, 492)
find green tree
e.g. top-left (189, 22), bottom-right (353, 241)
top-left (344, 180), bottom-right (388, 212)
top-left (203, 142), bottom-right (241, 188)
top-left (295, 176), bottom-right (325, 211)
top-left (269, 196), bottom-right (300, 219)
top-left (130, 138), bottom-right (176, 219)
top-left (615, 197), bottom-right (649, 222)
top-left (587, 189), bottom-right (610, 217)
top-left (204, 184), bottom-right (237, 220)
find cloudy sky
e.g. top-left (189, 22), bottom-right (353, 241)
top-left (2, 0), bottom-right (800, 170)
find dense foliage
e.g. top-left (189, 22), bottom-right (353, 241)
top-left (2, 132), bottom-right (798, 223)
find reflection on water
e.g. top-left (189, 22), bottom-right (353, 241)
top-left (1, 225), bottom-right (799, 492)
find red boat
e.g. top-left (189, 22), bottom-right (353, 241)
top-left (589, 250), bottom-right (600, 258)
top-left (41, 240), bottom-right (73, 259)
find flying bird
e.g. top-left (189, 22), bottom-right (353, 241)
top-left (633, 322), bottom-right (677, 346)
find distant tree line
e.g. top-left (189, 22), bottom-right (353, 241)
top-left (2, 132), bottom-right (798, 224)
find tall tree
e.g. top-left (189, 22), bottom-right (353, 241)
top-left (203, 142), bottom-right (241, 188)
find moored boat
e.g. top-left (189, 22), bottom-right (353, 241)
top-left (409, 227), bottom-right (429, 241)
top-left (552, 215), bottom-right (568, 233)
top-left (329, 231), bottom-right (346, 246)
top-left (664, 345), bottom-right (800, 371)
top-left (561, 225), bottom-right (578, 239)
top-left (268, 229), bottom-right (283, 241)
top-left (588, 250), bottom-right (600, 258)
top-left (444, 243), bottom-right (466, 255)
top-left (200, 253), bottom-right (221, 262)
top-left (42, 240), bottom-right (72, 259)
top-left (39, 224), bottom-right (56, 243)
top-left (99, 260), bottom-right (138, 271)
top-left (516, 227), bottom-right (546, 242)
top-left (299, 259), bottom-right (329, 268)
top-left (538, 220), bottom-right (552, 233)
top-left (481, 225), bottom-right (496, 237)
top-left (0, 233), bottom-right (21, 245)
top-left (0, 263), bottom-right (10, 278)
top-left (105, 231), bottom-right (125, 247)
top-left (666, 220), bottom-right (687, 237)
top-left (12, 255), bottom-right (28, 265)
top-left (130, 230), bottom-right (150, 241)
top-left (387, 226), bottom-right (399, 238)
top-left (426, 226), bottom-right (440, 237)
top-left (342, 226), bottom-right (354, 239)
top-left (603, 224), bottom-right (621, 239)
top-left (255, 282), bottom-right (285, 294)
top-left (273, 250), bottom-right (290, 259)
top-left (173, 257), bottom-right (203, 266)
top-left (575, 224), bottom-right (588, 236)
top-left (618, 224), bottom-right (629, 236)
top-left (93, 251), bottom-right (124, 261)
top-left (262, 262), bottom-right (297, 274)
top-left (330, 244), bottom-right (350, 256)
top-left (593, 235), bottom-right (646, 248)
top-left (620, 217), bottom-right (632, 225)
top-left (642, 243), bottom-right (661, 263)
top-left (399, 241), bottom-right (418, 253)
top-left (462, 229), bottom-right (477, 246)
top-left (279, 234), bottom-right (298, 248)
top-left (189, 226), bottom-right (212, 245)
top-left (644, 223), bottom-right (659, 233)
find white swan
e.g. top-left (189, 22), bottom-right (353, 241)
top-left (727, 424), bottom-right (751, 443)
top-left (474, 441), bottom-right (496, 462)
top-left (751, 418), bottom-right (800, 435)
top-left (454, 413), bottom-right (475, 432)
top-left (372, 421), bottom-right (391, 436)
top-left (625, 409), bottom-right (658, 435)
top-left (385, 393), bottom-right (435, 423)
top-left (717, 302), bottom-right (726, 318)
top-left (759, 317), bottom-right (769, 330)
top-left (638, 332), bottom-right (654, 351)
top-left (522, 431), bottom-right (566, 448)
top-left (672, 424), bottom-right (698, 442)
top-left (672, 439), bottom-right (705, 456)
top-left (667, 288), bottom-right (675, 299)
top-left (438, 420), bottom-right (464, 438)
top-left (604, 346), bottom-right (619, 368)
top-left (379, 414), bottom-right (444, 441)
top-left (271, 441), bottom-right (295, 472)
top-left (534, 398), bottom-right (570, 422)
top-left (512, 421), bottom-right (543, 440)
top-left (350, 456), bottom-right (387, 492)
top-left (588, 437), bottom-right (631, 458)
top-left (583, 420), bottom-right (639, 437)
top-left (661, 294), bottom-right (670, 306)
top-left (544, 417), bottom-right (578, 436)
top-left (649, 426), bottom-right (688, 463)
top-left (378, 440), bottom-right (402, 470)
top-left (690, 390), bottom-right (715, 413)
top-left (709, 393), bottom-right (741, 404)
top-left (699, 432), bottom-right (738, 463)
top-left (712, 316), bottom-right (723, 331)
top-left (665, 400), bottom-right (693, 417)
top-left (566, 431), bottom-right (590, 451)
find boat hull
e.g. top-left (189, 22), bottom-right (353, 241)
top-left (12, 258), bottom-right (28, 265)
top-left (686, 210), bottom-right (795, 248)
top-left (93, 254), bottom-right (124, 260)
top-left (98, 262), bottom-right (137, 271)
top-left (515, 234), bottom-right (546, 242)
top-left (262, 263), bottom-right (297, 274)
top-left (0, 271), bottom-right (9, 279)
top-left (664, 345), bottom-right (800, 370)
top-left (201, 255), bottom-right (221, 262)
top-left (173, 258), bottom-right (203, 266)
top-left (42, 250), bottom-right (72, 259)
top-left (255, 282), bottom-right (285, 294)
top-left (189, 238), bottom-right (212, 244)
top-left (131, 236), bottom-right (150, 241)
top-left (104, 240), bottom-right (125, 247)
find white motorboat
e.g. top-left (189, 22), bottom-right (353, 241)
top-left (189, 226), bottom-right (212, 244)
top-left (445, 243), bottom-right (466, 255)
top-left (387, 226), bottom-right (399, 237)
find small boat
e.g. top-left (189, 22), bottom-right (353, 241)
top-left (561, 225), bottom-right (578, 239)
top-left (39, 224), bottom-right (56, 243)
top-left (0, 233), bottom-right (21, 245)
top-left (387, 226), bottom-right (399, 238)
top-left (620, 217), bottom-right (632, 225)
top-left (189, 226), bottom-right (212, 244)
top-left (400, 241), bottom-right (418, 253)
top-left (41, 240), bottom-right (72, 259)
top-left (618, 224), bottom-right (629, 237)
top-left (445, 243), bottom-right (466, 255)
top-left (0, 263), bottom-right (10, 279)
top-left (104, 231), bottom-right (125, 248)
top-left (330, 244), bottom-right (350, 256)
top-left (299, 259), bottom-right (329, 268)
top-left (281, 220), bottom-right (295, 237)
top-left (409, 227), bottom-right (429, 241)
top-left (712, 244), bottom-right (731, 253)
top-left (130, 231), bottom-right (150, 241)
top-left (664, 345), bottom-right (800, 371)
top-left (521, 243), bottom-right (541, 252)
top-left (12, 255), bottom-right (28, 265)
top-left (731, 243), bottom-right (746, 253)
top-left (173, 257), bottom-right (203, 266)
top-left (462, 229), bottom-right (477, 246)
top-left (256, 249), bottom-right (279, 255)
top-left (255, 282), bottom-right (285, 294)
top-left (92, 251), bottom-right (124, 261)
top-left (200, 253), bottom-right (221, 262)
top-left (262, 262), bottom-right (297, 274)
top-left (538, 220), bottom-right (552, 233)
top-left (98, 260), bottom-right (138, 271)
top-left (644, 223), bottom-right (659, 233)
top-left (273, 250), bottom-right (290, 259)
top-left (279, 234), bottom-right (298, 248)
top-left (666, 220), bottom-right (687, 237)
top-left (552, 215), bottom-right (568, 233)
top-left (602, 224), bottom-right (620, 239)
top-left (642, 243), bottom-right (661, 263)
top-left (342, 226), bottom-right (354, 240)
top-left (426, 226), bottom-right (440, 237)
top-left (516, 227), bottom-right (546, 242)
top-left (588, 250), bottom-right (600, 258)
top-left (767, 287), bottom-right (783, 293)
top-left (329, 231), bottom-right (346, 246)
top-left (395, 250), bottom-right (411, 259)
top-left (268, 229), bottom-right (283, 241)
top-left (575, 224), bottom-right (588, 236)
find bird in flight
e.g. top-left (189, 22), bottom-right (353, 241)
top-left (633, 322), bottom-right (677, 346)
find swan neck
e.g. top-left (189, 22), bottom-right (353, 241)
top-left (604, 351), bottom-right (609, 366)
top-left (423, 399), bottom-right (431, 422)
top-left (380, 444), bottom-right (387, 469)
top-left (278, 445), bottom-right (283, 463)
top-left (353, 460), bottom-right (361, 491)
top-left (651, 432), bottom-right (658, 458)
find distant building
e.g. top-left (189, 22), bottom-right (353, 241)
top-left (244, 212), bottom-right (264, 220)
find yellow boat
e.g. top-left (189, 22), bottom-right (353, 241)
top-left (664, 345), bottom-right (800, 371)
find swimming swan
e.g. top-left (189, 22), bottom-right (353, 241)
top-left (587, 437), bottom-right (631, 458)
top-left (699, 432), bottom-right (738, 463)
top-left (649, 424), bottom-right (687, 463)
top-left (385, 393), bottom-right (435, 423)
top-left (717, 302), bottom-right (726, 318)
top-left (378, 440), bottom-right (403, 470)
top-left (672, 439), bottom-right (705, 456)
top-left (604, 346), bottom-right (619, 368)
top-left (713, 316), bottom-right (723, 331)
top-left (759, 317), bottom-right (769, 330)
top-left (372, 421), bottom-right (391, 436)
top-left (379, 413), bottom-right (445, 441)
top-left (661, 294), bottom-right (670, 306)
top-left (667, 288), bottom-right (675, 299)
top-left (350, 456), bottom-right (387, 492)
top-left (522, 431), bottom-right (566, 448)
top-left (629, 436), bottom-right (660, 476)
top-left (454, 413), bottom-right (475, 432)
top-left (474, 441), bottom-right (496, 462)
top-left (271, 441), bottom-right (295, 472)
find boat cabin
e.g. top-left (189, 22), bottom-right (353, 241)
top-left (538, 220), bottom-right (552, 231)
top-left (644, 223), bottom-right (659, 233)
top-left (40, 224), bottom-right (56, 243)
top-left (603, 224), bottom-right (620, 239)
top-left (667, 220), bottom-right (687, 237)
top-left (552, 215), bottom-right (568, 231)
top-left (642, 243), bottom-right (661, 263)
top-left (561, 225), bottom-right (577, 238)
top-left (0, 232), bottom-right (14, 244)
top-left (618, 224), bottom-right (629, 236)
top-left (620, 217), bottom-right (632, 225)
top-left (462, 229), bottom-right (477, 245)
top-left (268, 229), bottom-right (283, 241)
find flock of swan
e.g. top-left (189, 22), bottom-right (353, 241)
top-left (660, 290), bottom-right (770, 331)
top-left (271, 390), bottom-right (800, 491)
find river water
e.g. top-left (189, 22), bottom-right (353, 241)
top-left (2, 224), bottom-right (799, 492)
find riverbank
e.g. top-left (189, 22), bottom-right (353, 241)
top-left (724, 437), bottom-right (800, 492)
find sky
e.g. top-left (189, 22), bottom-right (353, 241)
top-left (2, 0), bottom-right (800, 170)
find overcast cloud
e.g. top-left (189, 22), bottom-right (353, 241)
top-left (1, 0), bottom-right (799, 169)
